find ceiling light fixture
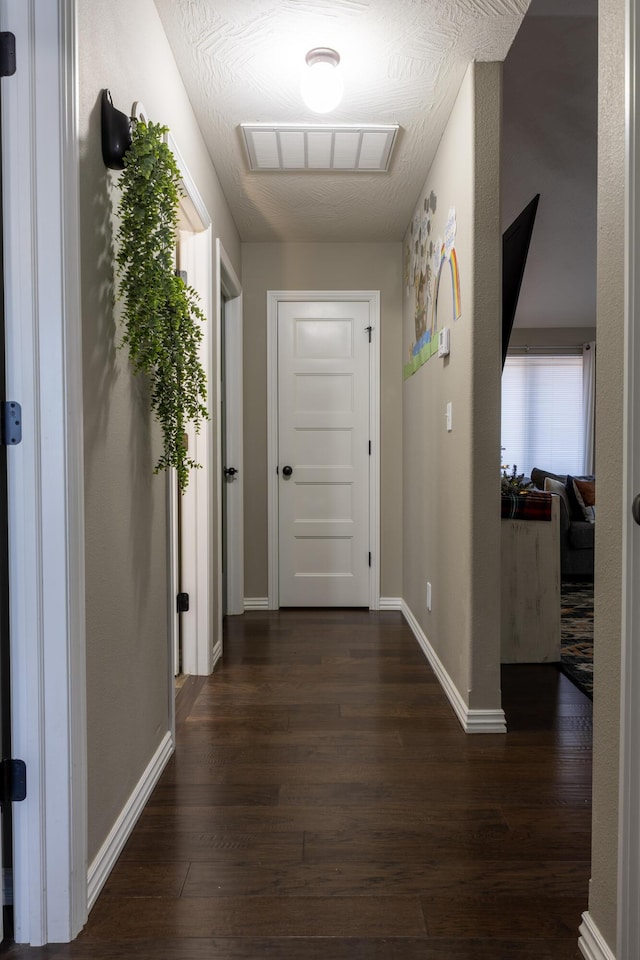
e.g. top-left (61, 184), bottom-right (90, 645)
top-left (300, 47), bottom-right (343, 114)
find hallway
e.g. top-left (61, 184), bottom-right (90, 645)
top-left (6, 610), bottom-right (591, 959)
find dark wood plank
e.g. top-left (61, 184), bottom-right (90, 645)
top-left (422, 896), bottom-right (586, 939)
top-left (120, 829), bottom-right (304, 863)
top-left (174, 728), bottom-right (405, 751)
top-left (101, 861), bottom-right (190, 898)
top-left (136, 801), bottom-right (505, 834)
top-left (174, 675), bottom-right (206, 727)
top-left (499, 805), bottom-right (593, 831)
top-left (302, 824), bottom-right (591, 862)
top-left (147, 783), bottom-right (280, 807)
top-left (180, 858), bottom-right (590, 899)
top-left (0, 938), bottom-right (584, 960)
top-left (82, 895), bottom-right (427, 939)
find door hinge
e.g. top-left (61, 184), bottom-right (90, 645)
top-left (365, 326), bottom-right (372, 343)
top-left (368, 552), bottom-right (372, 567)
top-left (0, 759), bottom-right (26, 803)
top-left (368, 440), bottom-right (371, 455)
top-left (0, 33), bottom-right (16, 77)
top-left (177, 592), bottom-right (190, 613)
top-left (1, 401), bottom-right (21, 446)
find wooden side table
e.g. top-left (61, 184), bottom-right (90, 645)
top-left (501, 495), bottom-right (561, 663)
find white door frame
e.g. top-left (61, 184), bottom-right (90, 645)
top-left (166, 134), bottom-right (216, 678)
top-left (217, 241), bottom-right (244, 617)
top-left (1, 0), bottom-right (87, 943)
top-left (266, 290), bottom-right (380, 611)
top-left (619, 1), bottom-right (640, 955)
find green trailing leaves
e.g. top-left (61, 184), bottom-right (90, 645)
top-left (116, 119), bottom-right (208, 493)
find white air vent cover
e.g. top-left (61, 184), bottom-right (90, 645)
top-left (241, 123), bottom-right (399, 173)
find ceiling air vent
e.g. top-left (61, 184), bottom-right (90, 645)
top-left (241, 123), bottom-right (399, 173)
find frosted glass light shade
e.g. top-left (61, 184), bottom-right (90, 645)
top-left (301, 48), bottom-right (343, 114)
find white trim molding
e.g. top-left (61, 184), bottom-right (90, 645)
top-left (212, 639), bottom-right (223, 668)
top-left (580, 912), bottom-right (617, 960)
top-left (621, 1), bottom-right (640, 956)
top-left (244, 597), bottom-right (270, 610)
top-left (2, 0), bottom-right (88, 944)
top-left (401, 601), bottom-right (507, 734)
top-left (218, 242), bottom-right (244, 617)
top-left (379, 597), bottom-right (403, 611)
top-left (266, 290), bottom-right (381, 611)
top-left (87, 733), bottom-right (174, 911)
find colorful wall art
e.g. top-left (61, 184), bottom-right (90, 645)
top-left (403, 196), bottom-right (462, 380)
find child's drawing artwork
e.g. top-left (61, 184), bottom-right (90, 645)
top-left (403, 197), bottom-right (462, 380)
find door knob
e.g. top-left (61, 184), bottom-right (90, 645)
top-left (282, 465), bottom-right (293, 477)
top-left (224, 466), bottom-right (238, 478)
top-left (633, 493), bottom-right (640, 526)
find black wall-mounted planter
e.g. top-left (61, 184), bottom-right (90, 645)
top-left (101, 89), bottom-right (132, 170)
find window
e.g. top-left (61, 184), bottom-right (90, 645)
top-left (501, 354), bottom-right (585, 479)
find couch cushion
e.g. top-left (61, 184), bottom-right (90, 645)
top-left (569, 521), bottom-right (595, 550)
top-left (574, 476), bottom-right (596, 506)
top-left (531, 467), bottom-right (568, 491)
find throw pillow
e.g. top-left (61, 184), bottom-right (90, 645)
top-left (565, 475), bottom-right (585, 521)
top-left (568, 476), bottom-right (596, 523)
top-left (574, 477), bottom-right (596, 507)
top-left (544, 476), bottom-right (571, 517)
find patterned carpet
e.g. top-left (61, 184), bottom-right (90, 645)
top-left (560, 580), bottom-right (594, 699)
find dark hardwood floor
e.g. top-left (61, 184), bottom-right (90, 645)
top-left (3, 610), bottom-right (591, 959)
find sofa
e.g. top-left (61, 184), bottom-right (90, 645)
top-left (530, 467), bottom-right (595, 580)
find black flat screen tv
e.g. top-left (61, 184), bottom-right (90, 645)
top-left (502, 194), bottom-right (540, 367)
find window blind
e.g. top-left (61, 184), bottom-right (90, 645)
top-left (501, 355), bottom-right (585, 479)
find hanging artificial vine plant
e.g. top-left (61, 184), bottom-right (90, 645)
top-left (116, 118), bottom-right (208, 493)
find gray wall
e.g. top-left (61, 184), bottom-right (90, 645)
top-left (241, 243), bottom-right (403, 601)
top-left (402, 63), bottom-right (502, 711)
top-left (78, 0), bottom-right (240, 861)
top-left (502, 13), bottom-right (597, 329)
top-left (590, 0), bottom-right (624, 948)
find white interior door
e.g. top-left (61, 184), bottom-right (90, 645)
top-left (277, 300), bottom-right (370, 607)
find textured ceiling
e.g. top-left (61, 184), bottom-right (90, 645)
top-left (155, 0), bottom-right (530, 242)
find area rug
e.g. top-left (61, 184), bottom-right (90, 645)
top-left (560, 581), bottom-right (594, 699)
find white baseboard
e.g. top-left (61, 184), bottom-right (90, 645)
top-left (87, 730), bottom-right (174, 910)
top-left (379, 597), bottom-right (403, 611)
top-left (401, 600), bottom-right (506, 734)
top-left (244, 597), bottom-right (269, 610)
top-left (212, 639), bottom-right (222, 668)
top-left (579, 912), bottom-right (616, 960)
top-left (463, 708), bottom-right (507, 733)
top-left (245, 597), bottom-right (402, 611)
